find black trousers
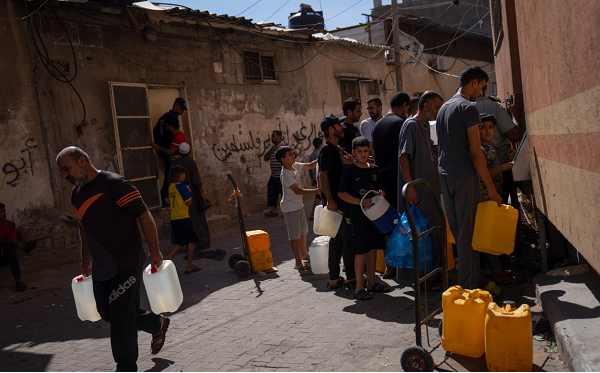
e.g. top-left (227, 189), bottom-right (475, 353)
top-left (160, 160), bottom-right (170, 203)
top-left (328, 210), bottom-right (355, 281)
top-left (267, 176), bottom-right (282, 207)
top-left (0, 243), bottom-right (21, 281)
top-left (93, 267), bottom-right (161, 372)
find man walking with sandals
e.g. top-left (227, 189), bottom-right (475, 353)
top-left (56, 146), bottom-right (170, 372)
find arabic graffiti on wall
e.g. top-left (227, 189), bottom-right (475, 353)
top-left (213, 122), bottom-right (322, 162)
top-left (1, 131), bottom-right (38, 190)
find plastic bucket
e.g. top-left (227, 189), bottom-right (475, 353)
top-left (313, 205), bottom-right (343, 237)
top-left (360, 191), bottom-right (399, 234)
top-left (71, 275), bottom-right (102, 322)
top-left (309, 236), bottom-right (330, 274)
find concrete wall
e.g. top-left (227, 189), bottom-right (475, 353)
top-left (492, 0), bottom-right (600, 272)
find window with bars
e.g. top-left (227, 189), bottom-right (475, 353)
top-left (243, 51), bottom-right (276, 82)
top-left (491, 0), bottom-right (503, 47)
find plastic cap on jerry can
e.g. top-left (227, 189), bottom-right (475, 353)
top-left (485, 302), bottom-right (533, 372)
top-left (71, 275), bottom-right (102, 322)
top-left (143, 260), bottom-right (183, 314)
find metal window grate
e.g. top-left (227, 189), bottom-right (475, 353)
top-left (491, 0), bottom-right (503, 45)
top-left (243, 51), bottom-right (262, 81)
top-left (261, 56), bottom-right (275, 80)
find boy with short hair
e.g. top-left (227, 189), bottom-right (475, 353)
top-left (275, 146), bottom-right (319, 270)
top-left (338, 137), bottom-right (391, 300)
top-left (164, 165), bottom-right (201, 274)
top-left (479, 114), bottom-right (514, 284)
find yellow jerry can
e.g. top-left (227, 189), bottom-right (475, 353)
top-left (472, 201), bottom-right (519, 255)
top-left (250, 250), bottom-right (273, 272)
top-left (441, 288), bottom-right (493, 358)
top-left (376, 249), bottom-right (386, 273)
top-left (485, 301), bottom-right (533, 372)
top-left (245, 230), bottom-right (270, 253)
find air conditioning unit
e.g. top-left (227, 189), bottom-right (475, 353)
top-left (429, 57), bottom-right (446, 71)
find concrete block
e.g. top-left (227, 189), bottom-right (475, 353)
top-left (535, 272), bottom-right (600, 371)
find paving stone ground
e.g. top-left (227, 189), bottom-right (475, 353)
top-left (0, 197), bottom-right (566, 371)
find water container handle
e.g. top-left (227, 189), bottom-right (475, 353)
top-left (359, 190), bottom-right (378, 216)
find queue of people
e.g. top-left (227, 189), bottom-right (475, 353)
top-left (268, 65), bottom-right (523, 300)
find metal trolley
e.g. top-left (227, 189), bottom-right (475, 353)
top-left (400, 179), bottom-right (450, 372)
top-left (226, 174), bottom-right (255, 278)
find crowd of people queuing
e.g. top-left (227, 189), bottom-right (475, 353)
top-left (0, 66), bottom-right (525, 371)
top-left (268, 65), bottom-right (524, 299)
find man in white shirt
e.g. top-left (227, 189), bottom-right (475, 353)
top-left (360, 97), bottom-right (383, 160)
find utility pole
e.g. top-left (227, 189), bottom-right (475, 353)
top-left (391, 0), bottom-right (403, 90)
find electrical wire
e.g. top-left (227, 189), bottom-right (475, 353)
top-left (409, 2), bottom-right (454, 37)
top-left (0, 0), bottom-right (49, 21)
top-left (236, 0), bottom-right (262, 17)
top-left (440, 4), bottom-right (474, 57)
top-left (422, 11), bottom-right (490, 51)
top-left (263, 0), bottom-right (291, 23)
top-left (156, 2), bottom-right (331, 74)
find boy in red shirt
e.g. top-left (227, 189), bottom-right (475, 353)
top-left (0, 203), bottom-right (37, 292)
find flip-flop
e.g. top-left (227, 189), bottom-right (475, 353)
top-left (301, 256), bottom-right (310, 262)
top-left (354, 288), bottom-right (373, 300)
top-left (16, 281), bottom-right (27, 292)
top-left (345, 279), bottom-right (357, 290)
top-left (184, 265), bottom-right (202, 274)
top-left (382, 270), bottom-right (396, 279)
top-left (151, 316), bottom-right (170, 355)
top-left (294, 264), bottom-right (309, 270)
top-left (326, 277), bottom-right (345, 289)
top-left (368, 282), bottom-right (391, 293)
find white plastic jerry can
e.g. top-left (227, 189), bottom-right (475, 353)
top-left (309, 236), bottom-right (330, 275)
top-left (143, 260), bottom-right (183, 314)
top-left (71, 275), bottom-right (102, 322)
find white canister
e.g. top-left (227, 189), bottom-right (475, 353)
top-left (143, 260), bottom-right (183, 314)
top-left (71, 275), bottom-right (102, 322)
top-left (313, 205), bottom-right (344, 237)
top-left (309, 236), bottom-right (330, 274)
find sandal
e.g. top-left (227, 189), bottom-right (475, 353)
top-left (294, 264), bottom-right (309, 270)
top-left (367, 282), bottom-right (391, 293)
top-left (151, 315), bottom-right (170, 355)
top-left (16, 281), bottom-right (27, 292)
top-left (301, 256), bottom-right (310, 262)
top-left (382, 269), bottom-right (396, 279)
top-left (354, 288), bottom-right (372, 300)
top-left (493, 270), bottom-right (512, 285)
top-left (345, 279), bottom-right (357, 290)
top-left (184, 265), bottom-right (202, 274)
top-left (326, 277), bottom-right (345, 289)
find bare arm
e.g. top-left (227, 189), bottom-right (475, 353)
top-left (318, 171), bottom-right (337, 211)
top-left (80, 228), bottom-right (93, 277)
top-left (468, 127), bottom-right (502, 205)
top-left (399, 154), bottom-right (419, 204)
top-left (289, 184), bottom-right (319, 195)
top-left (263, 144), bottom-right (277, 161)
top-left (138, 210), bottom-right (163, 268)
top-left (301, 159), bottom-right (318, 170)
top-left (479, 162), bottom-right (514, 180)
top-left (151, 143), bottom-right (176, 155)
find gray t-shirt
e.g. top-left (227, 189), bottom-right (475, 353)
top-left (436, 94), bottom-right (481, 177)
top-left (475, 97), bottom-right (516, 163)
top-left (398, 117), bottom-right (441, 216)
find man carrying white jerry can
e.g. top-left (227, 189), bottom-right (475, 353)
top-left (56, 146), bottom-right (170, 372)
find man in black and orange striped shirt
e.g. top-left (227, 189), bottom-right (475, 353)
top-left (56, 146), bottom-right (169, 372)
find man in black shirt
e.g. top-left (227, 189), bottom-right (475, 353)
top-left (371, 91), bottom-right (410, 278)
top-left (337, 97), bottom-right (362, 154)
top-left (153, 97), bottom-right (187, 205)
top-left (56, 146), bottom-right (170, 372)
top-left (317, 114), bottom-right (355, 290)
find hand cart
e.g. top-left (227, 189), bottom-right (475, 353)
top-left (226, 174), bottom-right (255, 278)
top-left (400, 179), bottom-right (450, 372)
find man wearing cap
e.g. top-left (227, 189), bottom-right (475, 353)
top-left (170, 143), bottom-right (211, 252)
top-left (318, 114), bottom-right (356, 290)
top-left (153, 98), bottom-right (187, 206)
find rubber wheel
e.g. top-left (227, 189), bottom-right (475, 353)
top-left (228, 254), bottom-right (245, 269)
top-left (400, 346), bottom-right (435, 372)
top-left (233, 260), bottom-right (251, 278)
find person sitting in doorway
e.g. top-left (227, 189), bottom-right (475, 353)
top-left (0, 202), bottom-right (37, 292)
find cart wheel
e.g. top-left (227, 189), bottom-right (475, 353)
top-left (400, 346), bottom-right (435, 372)
top-left (438, 321), bottom-right (443, 338)
top-left (234, 260), bottom-right (251, 278)
top-left (228, 254), bottom-right (245, 269)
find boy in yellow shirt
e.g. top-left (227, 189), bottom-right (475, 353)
top-left (165, 165), bottom-right (201, 274)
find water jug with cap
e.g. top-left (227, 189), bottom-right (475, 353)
top-left (313, 205), bottom-right (343, 237)
top-left (442, 288), bottom-right (493, 358)
top-left (360, 191), bottom-right (399, 234)
top-left (143, 260), bottom-right (183, 314)
top-left (309, 235), bottom-right (330, 274)
top-left (472, 201), bottom-right (519, 255)
top-left (245, 230), bottom-right (270, 253)
top-left (485, 301), bottom-right (533, 372)
top-left (71, 275), bottom-right (102, 322)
